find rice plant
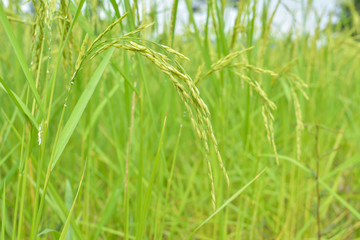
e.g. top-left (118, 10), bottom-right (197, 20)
top-left (1, 0), bottom-right (360, 239)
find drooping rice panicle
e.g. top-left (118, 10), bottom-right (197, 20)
top-left (111, 41), bottom-right (230, 186)
top-left (291, 87), bottom-right (304, 161)
top-left (235, 72), bottom-right (278, 164)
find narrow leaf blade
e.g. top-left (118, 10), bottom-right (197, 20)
top-left (51, 49), bottom-right (114, 170)
top-left (0, 77), bottom-right (39, 130)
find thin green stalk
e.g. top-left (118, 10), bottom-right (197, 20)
top-left (2, 182), bottom-right (6, 240)
top-left (169, 0), bottom-right (179, 47)
top-left (185, 169), bottom-right (266, 240)
top-left (124, 82), bottom-right (136, 240)
top-left (137, 116), bottom-right (167, 239)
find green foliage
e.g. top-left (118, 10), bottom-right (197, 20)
top-left (0, 0), bottom-right (360, 239)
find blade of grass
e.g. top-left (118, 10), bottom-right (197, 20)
top-left (64, 180), bottom-right (74, 240)
top-left (0, 143), bottom-right (20, 167)
top-left (265, 154), bottom-right (360, 220)
top-left (59, 161), bottom-right (87, 240)
top-left (37, 229), bottom-right (59, 238)
top-left (185, 168), bottom-right (266, 240)
top-left (27, 175), bottom-right (85, 240)
top-left (158, 124), bottom-right (182, 236)
top-left (51, 49), bottom-right (114, 170)
top-left (137, 115), bottom-right (167, 239)
top-left (184, 0), bottom-right (212, 67)
top-left (0, 165), bottom-right (17, 194)
top-left (79, 221), bottom-right (135, 239)
top-left (1, 182), bottom-right (5, 240)
top-left (0, 77), bottom-right (39, 130)
top-left (319, 180), bottom-right (360, 220)
top-left (83, 84), bottom-right (120, 139)
top-left (93, 188), bottom-right (122, 239)
top-left (109, 0), bottom-right (121, 19)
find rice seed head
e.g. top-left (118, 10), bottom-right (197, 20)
top-left (79, 21), bottom-right (231, 208)
top-left (241, 64), bottom-right (278, 78)
top-left (235, 72), bottom-right (276, 110)
top-left (160, 45), bottom-right (190, 61)
top-left (291, 87), bottom-right (304, 161)
top-left (210, 47), bottom-right (254, 71)
top-left (262, 105), bottom-right (279, 164)
top-left (206, 157), bottom-right (216, 211)
top-left (123, 22), bottom-right (154, 37)
top-left (75, 34), bottom-right (89, 72)
top-left (87, 13), bottom-right (128, 52)
top-left (194, 63), bottom-right (205, 83)
top-left (114, 40), bottom-right (230, 187)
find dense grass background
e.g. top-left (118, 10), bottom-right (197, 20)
top-left (1, 0), bottom-right (360, 239)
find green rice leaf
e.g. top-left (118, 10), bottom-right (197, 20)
top-left (51, 49), bottom-right (114, 170)
top-left (320, 180), bottom-right (360, 220)
top-left (64, 180), bottom-right (74, 240)
top-left (0, 77), bottom-right (39, 130)
top-left (59, 162), bottom-right (86, 240)
top-left (37, 228), bottom-right (59, 237)
top-left (185, 169), bottom-right (266, 239)
top-left (93, 188), bottom-right (122, 239)
top-left (1, 182), bottom-right (5, 240)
